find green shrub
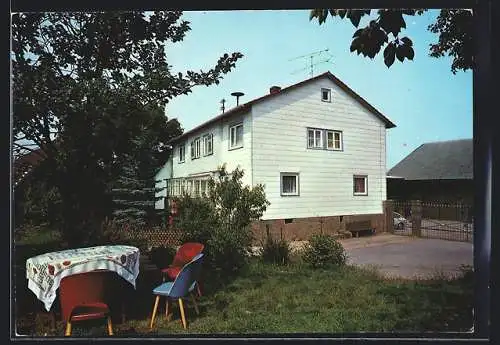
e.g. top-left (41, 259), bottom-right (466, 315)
top-left (92, 218), bottom-right (148, 252)
top-left (260, 226), bottom-right (290, 265)
top-left (302, 233), bottom-right (347, 268)
top-left (15, 223), bottom-right (61, 245)
top-left (174, 165), bottom-right (270, 274)
top-left (175, 195), bottom-right (218, 245)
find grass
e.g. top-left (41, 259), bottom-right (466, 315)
top-left (15, 257), bottom-right (474, 337)
top-left (14, 225), bottom-right (62, 247)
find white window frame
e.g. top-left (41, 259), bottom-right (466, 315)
top-left (178, 144), bottom-right (185, 163)
top-left (280, 172), bottom-right (300, 196)
top-left (353, 175), bottom-right (368, 196)
top-left (307, 128), bottom-right (323, 149)
top-left (326, 130), bottom-right (343, 151)
top-left (229, 123), bottom-right (243, 150)
top-left (191, 137), bottom-right (201, 160)
top-left (321, 88), bottom-right (332, 102)
top-left (203, 133), bottom-right (213, 156)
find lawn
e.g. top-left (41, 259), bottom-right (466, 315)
top-left (15, 257), bottom-right (474, 336)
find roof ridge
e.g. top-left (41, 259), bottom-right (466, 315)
top-left (169, 70), bottom-right (395, 143)
top-left (422, 138), bottom-right (473, 145)
top-left (387, 138), bottom-right (473, 180)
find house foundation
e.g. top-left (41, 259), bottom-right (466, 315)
top-left (251, 213), bottom-right (385, 244)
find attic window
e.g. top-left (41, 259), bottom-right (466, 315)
top-left (321, 88), bottom-right (331, 102)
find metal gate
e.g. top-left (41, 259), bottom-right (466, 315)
top-left (390, 200), bottom-right (473, 243)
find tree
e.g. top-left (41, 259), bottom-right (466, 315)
top-left (309, 9), bottom-right (473, 74)
top-left (12, 12), bottom-right (243, 246)
top-left (110, 105), bottom-right (181, 226)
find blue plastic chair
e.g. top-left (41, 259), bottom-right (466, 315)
top-left (149, 253), bottom-right (204, 329)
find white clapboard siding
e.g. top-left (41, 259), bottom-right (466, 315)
top-left (251, 77), bottom-right (387, 220)
top-left (154, 111), bottom-right (253, 208)
top-left (154, 160), bottom-right (172, 209)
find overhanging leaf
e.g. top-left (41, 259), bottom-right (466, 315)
top-left (396, 46), bottom-right (405, 62)
top-left (407, 46), bottom-right (415, 60)
top-left (383, 43), bottom-right (396, 67)
top-left (401, 36), bottom-right (413, 46)
top-left (347, 11), bottom-right (363, 27)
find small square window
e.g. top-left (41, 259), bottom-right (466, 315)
top-left (321, 88), bottom-right (331, 102)
top-left (281, 173), bottom-right (299, 196)
top-left (353, 175), bottom-right (368, 196)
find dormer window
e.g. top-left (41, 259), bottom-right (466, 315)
top-left (321, 88), bottom-right (331, 102)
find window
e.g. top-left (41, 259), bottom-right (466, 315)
top-left (178, 144), bottom-right (185, 163)
top-left (327, 130), bottom-right (343, 150)
top-left (353, 175), bottom-right (368, 195)
top-left (307, 128), bottom-right (323, 149)
top-left (194, 180), bottom-right (201, 197)
top-left (229, 123), bottom-right (243, 149)
top-left (281, 173), bottom-right (299, 196)
top-left (203, 133), bottom-right (213, 156)
top-left (321, 88), bottom-right (331, 102)
top-left (191, 137), bottom-right (201, 159)
top-left (200, 180), bottom-right (207, 195)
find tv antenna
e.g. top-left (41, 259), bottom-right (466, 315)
top-left (220, 98), bottom-right (226, 113)
top-left (288, 48), bottom-right (334, 77)
top-left (231, 92), bottom-right (244, 106)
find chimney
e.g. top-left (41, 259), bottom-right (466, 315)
top-left (269, 86), bottom-right (281, 94)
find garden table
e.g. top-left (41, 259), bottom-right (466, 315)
top-left (26, 245), bottom-right (140, 312)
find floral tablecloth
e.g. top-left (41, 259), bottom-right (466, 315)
top-left (26, 245), bottom-right (140, 311)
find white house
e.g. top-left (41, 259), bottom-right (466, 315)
top-left (156, 71), bottom-right (396, 239)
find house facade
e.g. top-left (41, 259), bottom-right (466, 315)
top-left (156, 72), bottom-right (396, 240)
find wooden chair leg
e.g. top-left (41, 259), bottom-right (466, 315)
top-left (50, 311), bottom-right (56, 330)
top-left (64, 321), bottom-right (72, 336)
top-left (107, 316), bottom-right (114, 336)
top-left (178, 298), bottom-right (187, 329)
top-left (196, 281), bottom-right (203, 297)
top-left (190, 293), bottom-right (200, 315)
top-left (150, 295), bottom-right (160, 329)
top-left (121, 302), bottom-right (126, 323)
top-left (165, 298), bottom-right (172, 321)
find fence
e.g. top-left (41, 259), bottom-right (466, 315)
top-left (384, 200), bottom-right (473, 243)
top-left (122, 226), bottom-right (182, 249)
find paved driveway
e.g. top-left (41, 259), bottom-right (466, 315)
top-left (345, 235), bottom-right (473, 279)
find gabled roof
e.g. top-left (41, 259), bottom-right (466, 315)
top-left (13, 148), bottom-right (47, 187)
top-left (170, 71), bottom-right (396, 143)
top-left (387, 139), bottom-right (473, 180)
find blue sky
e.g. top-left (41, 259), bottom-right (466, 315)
top-left (164, 10), bottom-right (472, 170)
